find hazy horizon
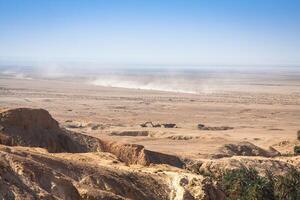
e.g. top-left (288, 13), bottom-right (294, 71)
top-left (1, 0), bottom-right (300, 93)
top-left (1, 62), bottom-right (299, 95)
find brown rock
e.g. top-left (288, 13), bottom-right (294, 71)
top-left (0, 108), bottom-right (184, 168)
top-left (214, 142), bottom-right (281, 158)
top-left (197, 124), bottom-right (233, 131)
top-left (101, 141), bottom-right (184, 167)
top-left (110, 130), bottom-right (149, 136)
top-left (0, 145), bottom-right (171, 200)
top-left (0, 108), bottom-right (86, 153)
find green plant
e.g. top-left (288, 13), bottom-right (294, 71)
top-left (220, 168), bottom-right (274, 200)
top-left (294, 146), bottom-right (300, 155)
top-left (272, 168), bottom-right (300, 200)
top-left (219, 167), bottom-right (300, 200)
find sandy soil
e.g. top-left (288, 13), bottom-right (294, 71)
top-left (0, 72), bottom-right (299, 159)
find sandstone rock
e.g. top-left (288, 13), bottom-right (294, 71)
top-left (197, 124), bottom-right (233, 131)
top-left (101, 141), bottom-right (184, 167)
top-left (140, 121), bottom-right (160, 127)
top-left (168, 135), bottom-right (198, 140)
top-left (140, 121), bottom-right (176, 128)
top-left (0, 108), bottom-right (86, 153)
top-left (191, 156), bottom-right (297, 178)
top-left (162, 123), bottom-right (177, 128)
top-left (201, 179), bottom-right (226, 200)
top-left (77, 186), bottom-right (126, 200)
top-left (0, 145), bottom-right (173, 200)
top-left (213, 142), bottom-right (280, 158)
top-left (51, 178), bottom-right (81, 200)
top-left (0, 108), bottom-right (184, 168)
top-left (110, 130), bottom-right (149, 136)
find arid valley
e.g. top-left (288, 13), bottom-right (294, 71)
top-left (0, 68), bottom-right (300, 199)
top-left (1, 0), bottom-right (300, 199)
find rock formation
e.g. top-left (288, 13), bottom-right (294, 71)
top-left (0, 108), bottom-right (184, 168)
top-left (1, 108), bottom-right (299, 200)
top-left (213, 142), bottom-right (281, 158)
top-left (140, 121), bottom-right (177, 128)
top-left (197, 124), bottom-right (233, 131)
top-left (0, 108), bottom-right (86, 153)
top-left (110, 130), bottom-right (149, 136)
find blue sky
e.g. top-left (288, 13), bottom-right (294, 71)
top-left (0, 0), bottom-right (299, 66)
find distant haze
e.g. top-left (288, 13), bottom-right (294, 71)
top-left (1, 65), bottom-right (299, 94)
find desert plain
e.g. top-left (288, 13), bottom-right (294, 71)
top-left (0, 68), bottom-right (300, 199)
top-left (1, 69), bottom-right (300, 158)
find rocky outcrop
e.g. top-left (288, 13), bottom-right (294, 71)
top-left (186, 156), bottom-right (300, 179)
top-left (197, 124), bottom-right (233, 131)
top-left (0, 108), bottom-right (184, 168)
top-left (0, 146), bottom-right (81, 199)
top-left (162, 123), bottom-right (177, 128)
top-left (140, 121), bottom-right (162, 128)
top-left (0, 144), bottom-right (223, 200)
top-left (168, 135), bottom-right (198, 140)
top-left (0, 108), bottom-right (88, 153)
top-left (213, 142), bottom-right (280, 158)
top-left (0, 145), bottom-right (172, 200)
top-left (110, 130), bottom-right (149, 136)
top-left (64, 120), bottom-right (106, 130)
top-left (140, 121), bottom-right (177, 128)
top-left (3, 107), bottom-right (300, 199)
top-left (101, 141), bottom-right (184, 167)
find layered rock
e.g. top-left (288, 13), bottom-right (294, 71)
top-left (0, 108), bottom-right (183, 168)
top-left (0, 145), bottom-right (172, 200)
top-left (186, 155), bottom-right (300, 178)
top-left (101, 141), bottom-right (184, 167)
top-left (0, 108), bottom-right (87, 153)
top-left (1, 108), bottom-right (299, 200)
top-left (213, 142), bottom-right (280, 158)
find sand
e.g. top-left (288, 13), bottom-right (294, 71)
top-left (0, 70), bottom-right (299, 159)
top-left (1, 69), bottom-right (300, 199)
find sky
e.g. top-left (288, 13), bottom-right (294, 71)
top-left (0, 0), bottom-right (300, 67)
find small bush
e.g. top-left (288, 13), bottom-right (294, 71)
top-left (294, 146), bottom-right (300, 155)
top-left (271, 168), bottom-right (300, 200)
top-left (220, 168), bottom-right (274, 200)
top-left (220, 167), bottom-right (300, 200)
